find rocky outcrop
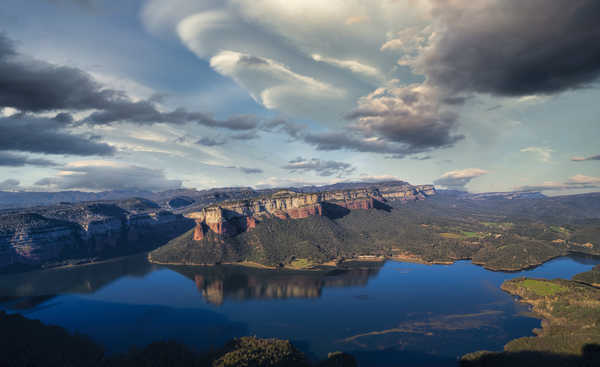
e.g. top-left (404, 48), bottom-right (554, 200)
top-left (189, 182), bottom-right (435, 240)
top-left (0, 201), bottom-right (194, 270)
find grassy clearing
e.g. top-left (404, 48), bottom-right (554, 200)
top-left (461, 231), bottom-right (480, 238)
top-left (439, 231), bottom-right (480, 239)
top-left (520, 279), bottom-right (567, 296)
top-left (288, 258), bottom-right (314, 269)
top-left (440, 232), bottom-right (463, 239)
top-left (481, 222), bottom-right (514, 230)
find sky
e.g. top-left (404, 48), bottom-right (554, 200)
top-left (0, 0), bottom-right (599, 194)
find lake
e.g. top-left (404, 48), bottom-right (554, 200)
top-left (0, 254), bottom-right (597, 367)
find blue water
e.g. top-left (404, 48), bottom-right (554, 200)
top-left (0, 254), bottom-right (597, 367)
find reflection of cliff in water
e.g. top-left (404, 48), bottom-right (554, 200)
top-left (170, 263), bottom-right (384, 306)
top-left (0, 254), bottom-right (156, 310)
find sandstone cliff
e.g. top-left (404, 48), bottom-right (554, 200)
top-left (0, 199), bottom-right (193, 270)
top-left (188, 182), bottom-right (435, 241)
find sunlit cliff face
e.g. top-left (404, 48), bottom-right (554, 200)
top-left (189, 183), bottom-right (435, 240)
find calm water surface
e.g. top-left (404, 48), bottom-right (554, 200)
top-left (0, 255), bottom-right (597, 366)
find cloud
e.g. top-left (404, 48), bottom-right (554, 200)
top-left (345, 15), bottom-right (370, 25)
top-left (230, 130), bottom-right (260, 140)
top-left (239, 167), bottom-right (263, 174)
top-left (86, 105), bottom-right (260, 130)
top-left (434, 168), bottom-right (489, 191)
top-left (253, 176), bottom-right (328, 189)
top-left (312, 53), bottom-right (382, 80)
top-left (149, 0), bottom-right (426, 122)
top-left (195, 136), bottom-right (226, 147)
top-left (282, 157), bottom-right (355, 177)
top-left (418, 0), bottom-right (600, 96)
top-left (260, 118), bottom-right (305, 139)
top-left (516, 175), bottom-right (600, 192)
top-left (520, 147), bottom-right (553, 163)
top-left (302, 131), bottom-right (411, 157)
top-left (35, 162), bottom-right (182, 191)
top-left (0, 114), bottom-right (115, 156)
top-left (346, 82), bottom-right (463, 153)
top-left (571, 154), bottom-right (600, 162)
top-left (0, 32), bottom-right (115, 113)
top-left (0, 179), bottom-right (20, 191)
top-left (0, 152), bottom-right (57, 167)
top-left (0, 32), bottom-right (260, 131)
top-left (207, 50), bottom-right (345, 113)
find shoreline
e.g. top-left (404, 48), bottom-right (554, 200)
top-left (3, 248), bottom-right (597, 276)
top-left (147, 251), bottom-right (592, 273)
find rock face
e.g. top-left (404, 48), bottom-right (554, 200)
top-left (189, 182), bottom-right (435, 240)
top-left (0, 199), bottom-right (194, 270)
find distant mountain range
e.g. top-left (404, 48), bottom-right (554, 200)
top-left (0, 181), bottom-right (551, 211)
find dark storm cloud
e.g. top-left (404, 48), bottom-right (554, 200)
top-left (0, 151), bottom-right (57, 167)
top-left (421, 0), bottom-right (600, 96)
top-left (0, 179), bottom-right (20, 190)
top-left (230, 130), bottom-right (260, 140)
top-left (303, 131), bottom-right (431, 158)
top-left (0, 32), bottom-right (259, 130)
top-left (342, 83), bottom-right (463, 157)
top-left (195, 137), bottom-right (226, 147)
top-left (85, 105), bottom-right (260, 130)
top-left (571, 154), bottom-right (600, 162)
top-left (348, 108), bottom-right (462, 150)
top-left (0, 43), bottom-right (117, 112)
top-left (282, 157), bottom-right (355, 177)
top-left (35, 164), bottom-right (182, 191)
top-left (260, 119), bottom-right (306, 139)
top-left (0, 114), bottom-right (115, 156)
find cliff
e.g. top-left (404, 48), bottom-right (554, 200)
top-left (0, 199), bottom-right (194, 271)
top-left (187, 182), bottom-right (435, 241)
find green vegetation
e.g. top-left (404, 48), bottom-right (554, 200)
top-left (288, 258), bottom-right (314, 269)
top-left (0, 312), bottom-right (357, 367)
top-left (519, 279), bottom-right (567, 296)
top-left (151, 197), bottom-right (600, 272)
top-left (573, 265), bottom-right (600, 286)
top-left (214, 337), bottom-right (308, 367)
top-left (461, 231), bottom-right (480, 238)
top-left (463, 272), bottom-right (600, 366)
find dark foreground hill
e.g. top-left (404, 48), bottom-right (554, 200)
top-left (0, 311), bottom-right (356, 367)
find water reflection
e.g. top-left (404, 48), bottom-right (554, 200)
top-left (0, 256), bottom-right (384, 308)
top-left (0, 255), bottom-right (156, 310)
top-left (169, 263), bottom-right (383, 305)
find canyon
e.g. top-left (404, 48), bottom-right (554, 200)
top-left (187, 182), bottom-right (436, 241)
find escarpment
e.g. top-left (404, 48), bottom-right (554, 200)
top-left (0, 199), bottom-right (194, 270)
top-left (188, 183), bottom-right (436, 240)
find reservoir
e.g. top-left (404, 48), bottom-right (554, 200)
top-left (0, 254), bottom-right (597, 366)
